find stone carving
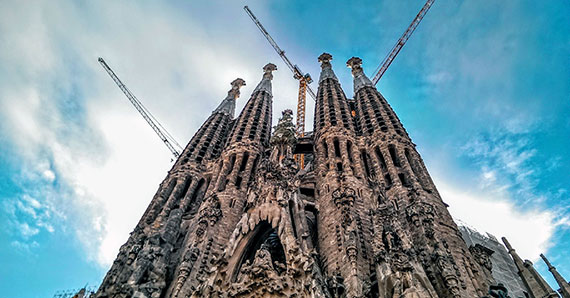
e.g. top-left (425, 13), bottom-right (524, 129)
top-left (432, 242), bottom-right (462, 297)
top-left (95, 56), bottom-right (499, 298)
top-left (469, 244), bottom-right (494, 271)
top-left (195, 195), bottom-right (222, 237)
top-left (172, 246), bottom-right (200, 297)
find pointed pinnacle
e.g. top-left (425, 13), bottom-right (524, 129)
top-left (540, 254), bottom-right (555, 270)
top-left (501, 237), bottom-right (514, 251)
top-left (263, 63), bottom-right (277, 77)
top-left (318, 53), bottom-right (333, 66)
top-left (229, 78), bottom-right (246, 99)
top-left (346, 57), bottom-right (363, 72)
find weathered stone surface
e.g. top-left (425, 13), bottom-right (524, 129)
top-left (93, 56), bottom-right (530, 298)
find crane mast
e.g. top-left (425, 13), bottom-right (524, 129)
top-left (371, 0), bottom-right (435, 84)
top-left (98, 57), bottom-right (183, 158)
top-left (244, 5), bottom-right (314, 168)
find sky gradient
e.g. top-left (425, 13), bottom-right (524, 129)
top-left (0, 1), bottom-right (569, 297)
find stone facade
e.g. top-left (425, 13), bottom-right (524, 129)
top-left (94, 54), bottom-right (510, 298)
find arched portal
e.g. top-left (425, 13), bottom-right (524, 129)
top-left (232, 221), bottom-right (287, 282)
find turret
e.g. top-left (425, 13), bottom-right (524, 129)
top-left (503, 238), bottom-right (559, 298)
top-left (176, 78), bottom-right (246, 166)
top-left (347, 56), bottom-right (435, 193)
top-left (541, 253), bottom-right (570, 298)
top-left (312, 53), bottom-right (374, 297)
top-left (314, 53), bottom-right (354, 134)
top-left (227, 63), bottom-right (276, 146)
top-left (213, 64), bottom-right (276, 194)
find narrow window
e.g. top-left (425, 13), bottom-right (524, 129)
top-left (235, 176), bottom-right (243, 189)
top-left (322, 141), bottom-right (329, 158)
top-left (239, 152), bottom-right (249, 172)
top-left (360, 150), bottom-right (371, 178)
top-left (247, 154), bottom-right (260, 185)
top-left (334, 138), bottom-right (341, 158)
top-left (398, 173), bottom-right (410, 187)
top-left (227, 154), bottom-right (236, 173)
top-left (346, 141), bottom-right (354, 163)
top-left (186, 178), bottom-right (206, 214)
top-left (388, 145), bottom-right (400, 167)
top-left (289, 201), bottom-right (298, 239)
top-left (336, 162), bottom-right (343, 172)
top-left (384, 174), bottom-right (393, 188)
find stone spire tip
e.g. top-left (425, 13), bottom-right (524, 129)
top-left (318, 53), bottom-right (333, 66)
top-left (254, 63), bottom-right (277, 95)
top-left (540, 253), bottom-right (554, 269)
top-left (318, 53), bottom-right (337, 83)
top-left (501, 237), bottom-right (513, 251)
top-left (263, 63), bottom-right (277, 78)
top-left (346, 57), bottom-right (363, 70)
top-left (229, 78), bottom-right (246, 99)
top-left (346, 56), bottom-right (373, 92)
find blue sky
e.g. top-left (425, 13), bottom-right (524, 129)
top-left (0, 0), bottom-right (568, 297)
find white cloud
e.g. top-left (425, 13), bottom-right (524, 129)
top-left (436, 178), bottom-right (562, 260)
top-left (17, 222), bottom-right (40, 238)
top-left (11, 240), bottom-right (40, 254)
top-left (0, 0), bottom-right (301, 268)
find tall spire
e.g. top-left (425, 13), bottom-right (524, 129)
top-left (214, 78), bottom-right (246, 116)
top-left (253, 63), bottom-right (277, 96)
top-left (318, 53), bottom-right (338, 83)
top-left (541, 254), bottom-right (570, 298)
top-left (502, 237), bottom-right (559, 298)
top-left (502, 237), bottom-right (526, 269)
top-left (346, 57), bottom-right (374, 93)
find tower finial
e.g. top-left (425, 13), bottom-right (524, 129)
top-left (346, 57), bottom-right (363, 73)
top-left (253, 63), bottom-right (277, 95)
top-left (540, 254), bottom-right (554, 270)
top-left (229, 78), bottom-right (246, 99)
top-left (263, 63), bottom-right (277, 80)
top-left (501, 237), bottom-right (514, 251)
top-left (213, 78), bottom-right (246, 116)
top-left (318, 53), bottom-right (338, 83)
top-left (347, 56), bottom-right (373, 93)
top-left (540, 253), bottom-right (570, 297)
top-left (318, 53), bottom-right (333, 65)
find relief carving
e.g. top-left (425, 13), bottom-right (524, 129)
top-left (196, 195), bottom-right (222, 237)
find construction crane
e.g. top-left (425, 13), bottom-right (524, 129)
top-left (244, 5), bottom-right (315, 168)
top-left (98, 57), bottom-right (183, 159)
top-left (371, 0), bottom-right (435, 84)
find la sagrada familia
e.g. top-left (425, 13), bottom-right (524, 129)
top-left (93, 54), bottom-right (569, 298)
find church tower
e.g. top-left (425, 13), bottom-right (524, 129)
top-left (95, 55), bottom-right (508, 298)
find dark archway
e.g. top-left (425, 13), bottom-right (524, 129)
top-left (233, 221), bottom-right (287, 281)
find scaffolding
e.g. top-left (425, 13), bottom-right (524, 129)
top-left (52, 286), bottom-right (97, 298)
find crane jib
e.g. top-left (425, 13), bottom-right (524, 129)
top-left (98, 57), bottom-right (182, 158)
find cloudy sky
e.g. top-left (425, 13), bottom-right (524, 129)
top-left (0, 0), bottom-right (568, 296)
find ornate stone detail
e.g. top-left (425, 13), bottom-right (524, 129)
top-left (469, 244), bottom-right (494, 271)
top-left (432, 241), bottom-right (463, 297)
top-left (95, 55), bottom-right (501, 298)
top-left (173, 246), bottom-right (200, 297)
top-left (196, 195), bottom-right (222, 237)
top-left (406, 201), bottom-right (436, 238)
